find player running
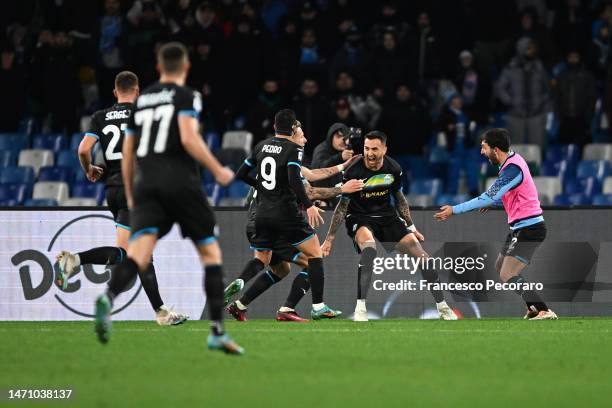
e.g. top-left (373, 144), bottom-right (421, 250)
top-left (434, 128), bottom-right (558, 320)
top-left (322, 131), bottom-right (457, 322)
top-left (93, 42), bottom-right (244, 354)
top-left (234, 109), bottom-right (340, 320)
top-left (225, 127), bottom-right (363, 322)
top-left (55, 71), bottom-right (187, 326)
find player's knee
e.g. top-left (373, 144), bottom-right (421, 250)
top-left (197, 242), bottom-right (222, 265)
top-left (255, 251), bottom-right (272, 266)
top-left (270, 262), bottom-right (291, 279)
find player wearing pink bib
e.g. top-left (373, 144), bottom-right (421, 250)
top-left (435, 128), bottom-right (557, 320)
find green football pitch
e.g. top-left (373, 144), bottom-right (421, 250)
top-left (1, 318), bottom-right (611, 407)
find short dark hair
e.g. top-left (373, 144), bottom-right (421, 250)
top-left (157, 42), bottom-right (188, 74)
top-left (365, 130), bottom-right (387, 145)
top-left (114, 71), bottom-right (139, 93)
top-left (482, 128), bottom-right (511, 152)
top-left (274, 109), bottom-right (297, 135)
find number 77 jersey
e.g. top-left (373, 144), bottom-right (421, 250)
top-left (126, 83), bottom-right (203, 184)
top-left (244, 136), bottom-right (305, 217)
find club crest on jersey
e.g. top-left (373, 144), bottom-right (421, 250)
top-left (298, 150), bottom-right (303, 161)
top-left (363, 174), bottom-right (394, 190)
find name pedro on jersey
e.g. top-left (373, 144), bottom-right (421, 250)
top-left (262, 144), bottom-right (283, 154)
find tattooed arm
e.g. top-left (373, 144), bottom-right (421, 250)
top-left (301, 154), bottom-right (362, 182)
top-left (394, 190), bottom-right (425, 241)
top-left (321, 198), bottom-right (350, 256)
top-left (305, 178), bottom-right (364, 200)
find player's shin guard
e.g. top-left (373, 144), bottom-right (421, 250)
top-left (507, 275), bottom-right (549, 311)
top-left (204, 264), bottom-right (225, 336)
top-left (106, 257), bottom-right (139, 302)
top-left (308, 257), bottom-right (324, 304)
top-left (239, 258), bottom-right (265, 283)
top-left (78, 247), bottom-right (126, 265)
top-left (284, 270), bottom-right (310, 309)
top-left (357, 247), bottom-right (376, 299)
top-left (240, 271), bottom-right (282, 306)
top-left (420, 263), bottom-right (445, 303)
top-left (140, 262), bottom-right (164, 311)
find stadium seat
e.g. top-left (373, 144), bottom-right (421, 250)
top-left (0, 183), bottom-right (29, 204)
top-left (18, 149), bottom-right (54, 175)
top-left (408, 194), bottom-right (434, 207)
top-left (512, 144), bottom-right (541, 165)
top-left (32, 133), bottom-right (68, 152)
top-left (409, 178), bottom-right (443, 196)
top-left (222, 131), bottom-right (253, 154)
top-left (56, 150), bottom-right (81, 169)
top-left (0, 150), bottom-right (16, 167)
top-left (0, 166), bottom-right (35, 185)
top-left (592, 194), bottom-right (612, 206)
top-left (226, 181), bottom-right (251, 198)
top-left (24, 198), bottom-right (58, 207)
top-left (216, 148), bottom-right (247, 170)
top-left (435, 194), bottom-right (470, 206)
top-left (553, 193), bottom-right (590, 206)
top-left (32, 181), bottom-right (69, 203)
top-left (583, 143), bottom-right (612, 162)
top-left (70, 133), bottom-right (83, 151)
top-left (205, 132), bottom-right (220, 152)
top-left (0, 133), bottom-right (29, 152)
top-left (0, 199), bottom-right (19, 206)
top-left (61, 197), bottom-right (98, 206)
top-left (545, 144), bottom-right (580, 164)
top-left (72, 181), bottom-right (105, 204)
top-left (533, 177), bottom-right (562, 204)
top-left (428, 147), bottom-right (450, 163)
top-left (564, 177), bottom-right (599, 197)
top-left (603, 177), bottom-right (612, 194)
top-left (576, 160), bottom-right (612, 181)
top-left (38, 166), bottom-right (74, 184)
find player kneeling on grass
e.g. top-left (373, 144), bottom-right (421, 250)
top-left (322, 131), bottom-right (457, 322)
top-left (434, 128), bottom-right (557, 320)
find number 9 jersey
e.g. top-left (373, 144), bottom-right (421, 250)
top-left (243, 136), bottom-right (305, 218)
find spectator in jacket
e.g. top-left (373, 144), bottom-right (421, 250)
top-left (311, 122), bottom-right (352, 189)
top-left (497, 37), bottom-right (551, 146)
top-left (554, 50), bottom-right (597, 146)
top-left (453, 50), bottom-right (492, 125)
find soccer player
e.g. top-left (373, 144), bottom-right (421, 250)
top-left (235, 109), bottom-right (340, 320)
top-left (434, 128), bottom-right (558, 320)
top-left (93, 42), bottom-right (244, 354)
top-left (322, 131), bottom-right (457, 322)
top-left (55, 71), bottom-right (187, 326)
top-left (225, 127), bottom-right (363, 322)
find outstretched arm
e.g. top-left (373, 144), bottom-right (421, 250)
top-left (301, 154), bottom-right (361, 182)
top-left (305, 178), bottom-right (364, 200)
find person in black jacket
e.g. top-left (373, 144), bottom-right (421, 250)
top-left (310, 123), bottom-right (352, 202)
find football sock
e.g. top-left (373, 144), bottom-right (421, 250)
top-left (240, 270), bottom-right (282, 306)
top-left (507, 275), bottom-right (549, 311)
top-left (78, 247), bottom-right (125, 266)
top-left (106, 257), bottom-right (139, 302)
top-left (421, 263), bottom-right (445, 303)
top-left (238, 258), bottom-right (265, 283)
top-left (140, 262), bottom-right (164, 311)
top-left (357, 247), bottom-right (376, 299)
top-left (308, 257), bottom-right (324, 304)
top-left (283, 270), bottom-right (310, 309)
top-left (204, 264), bottom-right (225, 335)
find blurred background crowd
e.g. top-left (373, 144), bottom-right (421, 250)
top-left (1, 0), bottom-right (612, 207)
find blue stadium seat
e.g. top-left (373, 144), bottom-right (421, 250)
top-left (0, 150), bottom-right (17, 167)
top-left (0, 183), bottom-right (29, 204)
top-left (38, 166), bottom-right (74, 184)
top-left (70, 133), bottom-right (83, 151)
top-left (592, 194), bottom-right (612, 206)
top-left (0, 133), bottom-right (29, 152)
top-left (216, 148), bottom-right (247, 170)
top-left (564, 177), bottom-right (600, 197)
top-left (0, 199), bottom-right (19, 206)
top-left (24, 198), bottom-right (58, 207)
top-left (409, 178), bottom-right (443, 196)
top-left (72, 181), bottom-right (105, 202)
top-left (32, 133), bottom-right (68, 153)
top-left (545, 144), bottom-right (580, 164)
top-left (0, 166), bottom-right (35, 185)
top-left (576, 160), bottom-right (612, 182)
top-left (205, 132), bottom-right (220, 152)
top-left (226, 181), bottom-right (250, 198)
top-left (435, 194), bottom-right (470, 206)
top-left (56, 150), bottom-right (81, 170)
top-left (428, 147), bottom-right (450, 163)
